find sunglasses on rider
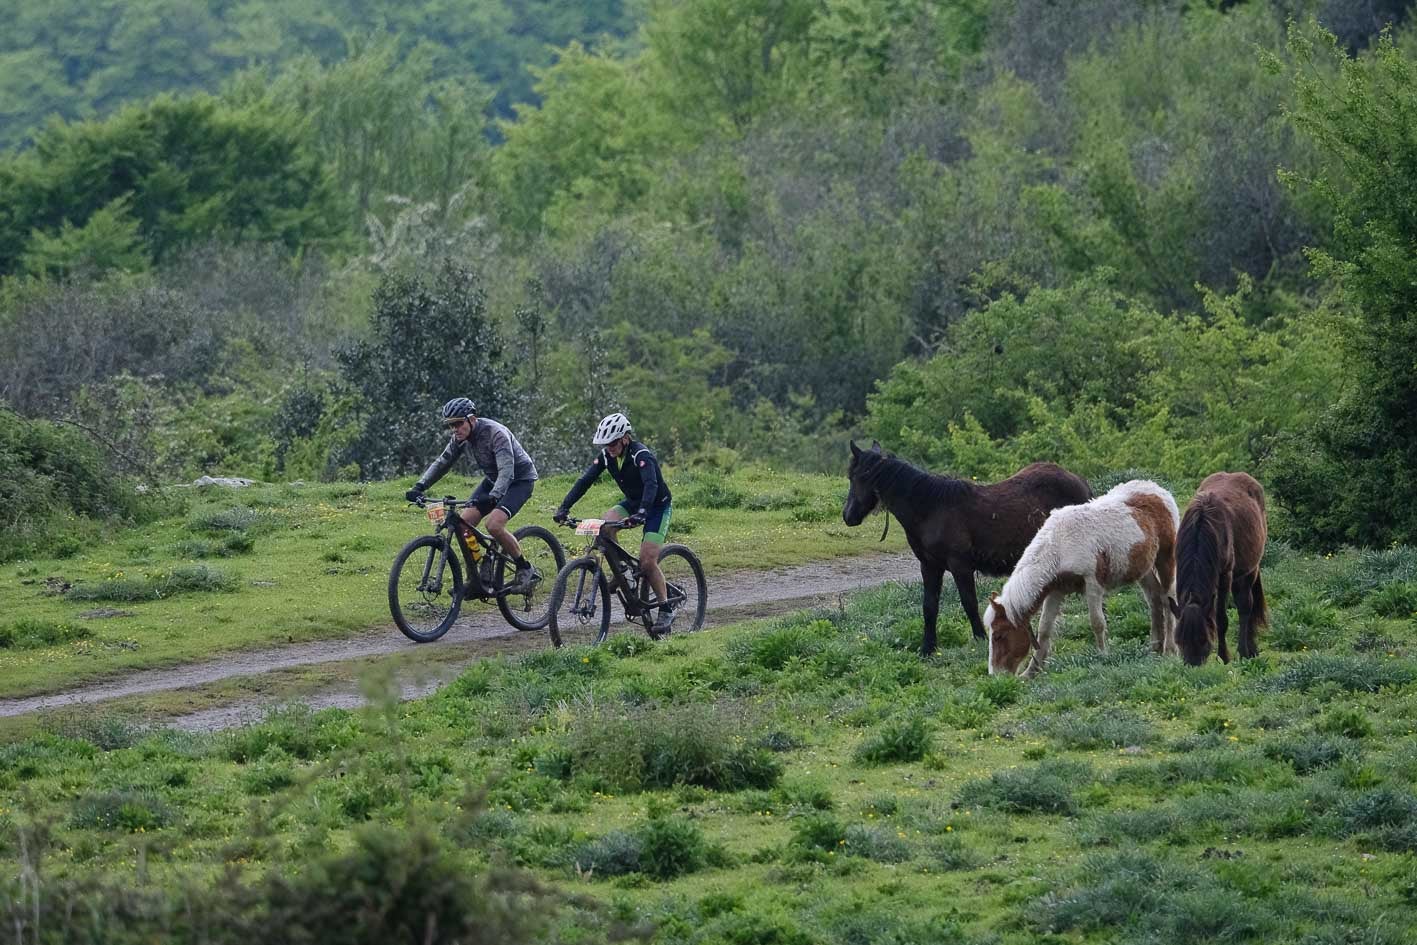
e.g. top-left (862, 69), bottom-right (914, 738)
top-left (445, 418), bottom-right (469, 430)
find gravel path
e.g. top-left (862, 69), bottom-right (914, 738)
top-left (0, 553), bottom-right (921, 728)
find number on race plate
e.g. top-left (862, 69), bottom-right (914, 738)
top-left (425, 505), bottom-right (445, 523)
top-left (575, 518), bottom-right (605, 536)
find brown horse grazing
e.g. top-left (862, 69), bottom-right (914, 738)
top-left (1169, 472), bottom-right (1268, 666)
top-left (843, 442), bottom-right (1091, 656)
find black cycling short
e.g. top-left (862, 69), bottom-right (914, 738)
top-left (470, 477), bottom-right (535, 518)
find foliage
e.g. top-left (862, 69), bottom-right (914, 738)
top-left (332, 260), bottom-right (511, 479)
top-left (0, 407), bottom-right (154, 562)
top-left (1265, 24), bottom-right (1417, 548)
top-left (0, 0), bottom-right (641, 151)
top-left (0, 94), bottom-right (347, 278)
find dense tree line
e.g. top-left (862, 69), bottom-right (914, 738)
top-left (2, 0), bottom-right (1416, 557)
top-left (0, 0), bottom-right (639, 151)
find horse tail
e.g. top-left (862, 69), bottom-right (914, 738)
top-left (1176, 602), bottom-right (1212, 667)
top-left (1250, 570), bottom-right (1269, 630)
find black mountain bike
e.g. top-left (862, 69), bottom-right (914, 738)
top-left (389, 496), bottom-right (565, 642)
top-left (548, 517), bottom-right (706, 647)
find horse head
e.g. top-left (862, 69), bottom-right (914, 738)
top-left (984, 593), bottom-right (1034, 676)
top-left (843, 440), bottom-right (885, 525)
top-left (1170, 596), bottom-right (1215, 667)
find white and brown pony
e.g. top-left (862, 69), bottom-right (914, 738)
top-left (984, 480), bottom-right (1179, 677)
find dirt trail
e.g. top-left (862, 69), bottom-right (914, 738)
top-left (0, 553), bottom-right (920, 727)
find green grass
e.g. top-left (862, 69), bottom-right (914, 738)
top-left (0, 466), bottom-right (905, 698)
top-left (4, 542), bottom-right (1417, 943)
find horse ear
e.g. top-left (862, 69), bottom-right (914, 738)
top-left (850, 440), bottom-right (862, 458)
top-left (1167, 597), bottom-right (1180, 618)
top-left (870, 439), bottom-right (882, 453)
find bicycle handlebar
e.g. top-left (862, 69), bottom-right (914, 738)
top-left (558, 516), bottom-right (640, 530)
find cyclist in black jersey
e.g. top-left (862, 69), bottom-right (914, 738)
top-left (554, 412), bottom-right (677, 635)
top-left (404, 397), bottom-right (542, 594)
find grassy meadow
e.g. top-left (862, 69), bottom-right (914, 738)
top-left (0, 463), bottom-right (903, 699)
top-left (4, 523), bottom-right (1417, 942)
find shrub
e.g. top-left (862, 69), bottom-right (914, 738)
top-left (70, 789), bottom-right (174, 832)
top-left (0, 618), bottom-right (91, 650)
top-left (562, 704), bottom-right (781, 793)
top-left (0, 407), bottom-right (154, 562)
top-left (1027, 708), bottom-right (1154, 750)
top-left (788, 813), bottom-right (848, 860)
top-left (1367, 581), bottom-right (1417, 619)
top-left (638, 812), bottom-right (712, 880)
top-left (842, 824), bottom-right (911, 862)
top-left (728, 619), bottom-right (834, 671)
top-left (1317, 706), bottom-right (1375, 739)
top-left (254, 823), bottom-right (545, 944)
top-left (1265, 654), bottom-right (1416, 694)
top-left (957, 761), bottom-right (1087, 815)
top-left (1263, 736), bottom-right (1358, 775)
top-left (854, 714), bottom-right (932, 765)
top-left (67, 565), bottom-right (238, 602)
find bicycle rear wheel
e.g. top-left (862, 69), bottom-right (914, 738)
top-left (638, 544), bottom-right (707, 633)
top-left (389, 534), bottom-right (464, 642)
top-left (495, 524), bottom-right (566, 631)
top-left (548, 556), bottom-right (611, 647)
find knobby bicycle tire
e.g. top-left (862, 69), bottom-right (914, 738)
top-left (636, 544), bottom-right (707, 633)
top-left (495, 524), bottom-right (566, 631)
top-left (548, 556), bottom-right (611, 647)
top-left (389, 534), bottom-right (464, 642)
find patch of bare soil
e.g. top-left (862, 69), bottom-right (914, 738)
top-left (0, 553), bottom-right (920, 729)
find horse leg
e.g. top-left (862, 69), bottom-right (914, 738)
top-left (1232, 572), bottom-right (1258, 660)
top-left (921, 564), bottom-right (945, 657)
top-left (952, 566), bottom-right (985, 642)
top-left (1025, 590), bottom-right (1065, 678)
top-left (1085, 578), bottom-right (1109, 655)
top-left (1140, 571), bottom-right (1167, 655)
top-left (1215, 569), bottom-right (1233, 663)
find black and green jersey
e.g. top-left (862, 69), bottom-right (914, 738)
top-left (559, 440), bottom-right (671, 516)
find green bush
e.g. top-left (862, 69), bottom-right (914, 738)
top-left (0, 407), bottom-right (155, 562)
top-left (562, 704), bottom-right (781, 793)
top-left (957, 761), bottom-right (1087, 815)
top-left (70, 789), bottom-right (175, 832)
top-left (0, 618), bottom-right (91, 650)
top-left (854, 714), bottom-right (932, 765)
top-left (67, 565), bottom-right (238, 602)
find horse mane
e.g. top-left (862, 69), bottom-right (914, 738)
top-left (1176, 497), bottom-right (1224, 657)
top-left (859, 453), bottom-right (976, 505)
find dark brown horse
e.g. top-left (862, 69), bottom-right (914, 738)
top-left (1169, 471), bottom-right (1268, 666)
top-left (843, 442), bottom-right (1091, 655)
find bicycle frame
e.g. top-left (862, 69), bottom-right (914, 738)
top-left (566, 519), bottom-right (663, 620)
top-left (420, 496), bottom-right (507, 601)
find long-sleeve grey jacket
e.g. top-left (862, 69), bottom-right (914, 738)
top-left (414, 417), bottom-right (538, 499)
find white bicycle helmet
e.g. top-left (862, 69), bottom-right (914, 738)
top-left (592, 412), bottom-right (632, 446)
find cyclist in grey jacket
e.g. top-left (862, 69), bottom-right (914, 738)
top-left (405, 398), bottom-right (541, 594)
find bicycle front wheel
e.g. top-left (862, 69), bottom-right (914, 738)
top-left (638, 544), bottom-right (707, 633)
top-left (389, 534), bottom-right (464, 642)
top-left (548, 557), bottom-right (611, 647)
top-left (496, 524), bottom-right (566, 631)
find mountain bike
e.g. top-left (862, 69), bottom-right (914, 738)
top-left (548, 517), bottom-right (706, 647)
top-left (389, 496), bottom-right (565, 642)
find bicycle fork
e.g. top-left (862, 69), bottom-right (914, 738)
top-left (418, 538), bottom-right (454, 594)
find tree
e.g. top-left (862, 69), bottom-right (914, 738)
top-left (0, 94), bottom-right (348, 277)
top-left (1265, 24), bottom-right (1417, 546)
top-left (335, 260), bottom-right (511, 479)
